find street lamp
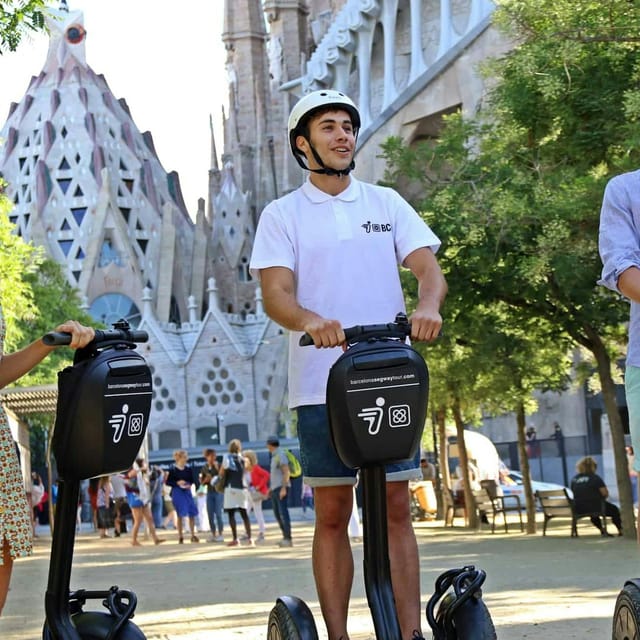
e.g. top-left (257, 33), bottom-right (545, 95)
top-left (212, 413), bottom-right (224, 443)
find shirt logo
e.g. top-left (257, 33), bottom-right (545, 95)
top-left (361, 221), bottom-right (392, 233)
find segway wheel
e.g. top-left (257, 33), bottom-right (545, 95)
top-left (450, 597), bottom-right (497, 640)
top-left (267, 596), bottom-right (319, 640)
top-left (613, 580), bottom-right (640, 640)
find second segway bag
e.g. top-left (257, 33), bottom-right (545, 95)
top-left (326, 338), bottom-right (429, 468)
top-left (52, 345), bottom-right (152, 480)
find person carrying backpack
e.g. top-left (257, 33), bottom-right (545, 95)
top-left (266, 436), bottom-right (293, 547)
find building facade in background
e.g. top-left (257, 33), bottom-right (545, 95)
top-left (0, 0), bottom-right (607, 459)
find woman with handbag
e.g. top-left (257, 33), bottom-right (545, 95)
top-left (96, 475), bottom-right (114, 538)
top-left (243, 449), bottom-right (270, 543)
top-left (125, 458), bottom-right (165, 547)
top-left (219, 439), bottom-right (253, 547)
top-left (166, 449), bottom-right (200, 544)
top-left (200, 449), bottom-right (225, 543)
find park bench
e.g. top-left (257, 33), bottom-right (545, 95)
top-left (472, 488), bottom-right (523, 533)
top-left (535, 488), bottom-right (609, 536)
top-left (444, 486), bottom-right (523, 532)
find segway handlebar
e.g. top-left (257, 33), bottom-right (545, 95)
top-left (43, 325), bottom-right (148, 346)
top-left (299, 313), bottom-right (411, 347)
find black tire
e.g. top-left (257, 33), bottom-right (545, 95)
top-left (267, 597), bottom-right (319, 640)
top-left (451, 597), bottom-right (497, 639)
top-left (613, 582), bottom-right (640, 640)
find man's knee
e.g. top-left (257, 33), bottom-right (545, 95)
top-left (386, 482), bottom-right (412, 529)
top-left (315, 486), bottom-right (353, 529)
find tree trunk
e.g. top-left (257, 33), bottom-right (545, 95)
top-left (588, 326), bottom-right (636, 539)
top-left (434, 407), bottom-right (449, 521)
top-left (452, 397), bottom-right (479, 529)
top-left (516, 402), bottom-right (537, 534)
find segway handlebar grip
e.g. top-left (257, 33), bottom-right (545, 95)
top-left (299, 313), bottom-right (412, 347)
top-left (298, 333), bottom-right (315, 347)
top-left (43, 328), bottom-right (149, 346)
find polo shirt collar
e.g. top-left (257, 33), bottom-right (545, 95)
top-left (301, 177), bottom-right (359, 203)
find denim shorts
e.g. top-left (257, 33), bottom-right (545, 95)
top-left (296, 404), bottom-right (422, 488)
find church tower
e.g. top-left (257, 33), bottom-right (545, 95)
top-left (221, 0), bottom-right (272, 215)
top-left (263, 0), bottom-right (310, 196)
top-left (0, 3), bottom-right (195, 325)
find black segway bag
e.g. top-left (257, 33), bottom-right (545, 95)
top-left (52, 345), bottom-right (152, 480)
top-left (326, 338), bottom-right (428, 468)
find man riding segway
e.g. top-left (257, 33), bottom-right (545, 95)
top-left (251, 89), bottom-right (447, 639)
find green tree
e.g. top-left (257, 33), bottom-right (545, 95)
top-left (20, 259), bottom-right (95, 472)
top-left (0, 201), bottom-right (94, 471)
top-left (20, 257), bottom-right (94, 387)
top-left (0, 0), bottom-right (46, 54)
top-left (383, 0), bottom-right (640, 536)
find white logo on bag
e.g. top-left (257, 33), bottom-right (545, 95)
top-left (358, 397), bottom-right (385, 435)
top-left (109, 404), bottom-right (129, 443)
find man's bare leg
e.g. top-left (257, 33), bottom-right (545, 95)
top-left (387, 480), bottom-right (422, 639)
top-left (313, 485), bottom-right (354, 640)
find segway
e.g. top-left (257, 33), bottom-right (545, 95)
top-left (42, 319), bottom-right (152, 640)
top-left (267, 314), bottom-right (496, 640)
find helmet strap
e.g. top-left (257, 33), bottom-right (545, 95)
top-left (301, 140), bottom-right (355, 178)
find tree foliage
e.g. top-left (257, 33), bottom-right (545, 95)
top-left (382, 0), bottom-right (640, 532)
top-left (0, 0), bottom-right (47, 54)
top-left (0, 195), bottom-right (42, 349)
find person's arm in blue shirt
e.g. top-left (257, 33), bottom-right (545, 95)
top-left (599, 174), bottom-right (640, 302)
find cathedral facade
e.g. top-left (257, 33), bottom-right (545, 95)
top-left (3, 1), bottom-right (548, 457)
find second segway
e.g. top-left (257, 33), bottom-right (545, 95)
top-left (42, 319), bottom-right (152, 640)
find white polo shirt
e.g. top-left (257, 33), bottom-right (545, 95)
top-left (250, 177), bottom-right (440, 408)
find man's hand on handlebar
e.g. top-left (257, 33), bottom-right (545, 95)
top-left (409, 306), bottom-right (443, 343)
top-left (50, 320), bottom-right (95, 349)
top-left (302, 317), bottom-right (346, 349)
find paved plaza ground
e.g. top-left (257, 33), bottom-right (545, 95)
top-left (1, 509), bottom-right (638, 639)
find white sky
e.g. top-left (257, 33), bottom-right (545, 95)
top-left (0, 0), bottom-right (227, 218)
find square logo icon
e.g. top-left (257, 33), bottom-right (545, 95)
top-left (388, 404), bottom-right (410, 428)
top-left (128, 413), bottom-right (144, 436)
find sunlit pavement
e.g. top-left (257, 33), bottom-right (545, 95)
top-left (1, 509), bottom-right (635, 639)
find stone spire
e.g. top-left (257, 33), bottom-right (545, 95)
top-left (222, 0), bottom-right (270, 206)
top-left (210, 155), bottom-right (256, 315)
top-left (207, 112), bottom-right (222, 216)
top-left (263, 0), bottom-right (310, 196)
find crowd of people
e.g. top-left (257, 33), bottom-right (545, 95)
top-left (60, 438), bottom-right (303, 551)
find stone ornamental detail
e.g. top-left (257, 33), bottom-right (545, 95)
top-left (282, 0), bottom-right (494, 136)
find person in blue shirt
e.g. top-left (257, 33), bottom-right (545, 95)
top-left (598, 169), bottom-right (640, 543)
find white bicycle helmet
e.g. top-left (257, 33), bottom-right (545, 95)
top-left (288, 89), bottom-right (361, 176)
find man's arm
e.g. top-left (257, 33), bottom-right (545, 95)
top-left (403, 247), bottom-right (447, 342)
top-left (599, 175), bottom-right (640, 298)
top-left (281, 462), bottom-right (291, 487)
top-left (260, 266), bottom-right (345, 347)
top-left (618, 267), bottom-right (640, 304)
